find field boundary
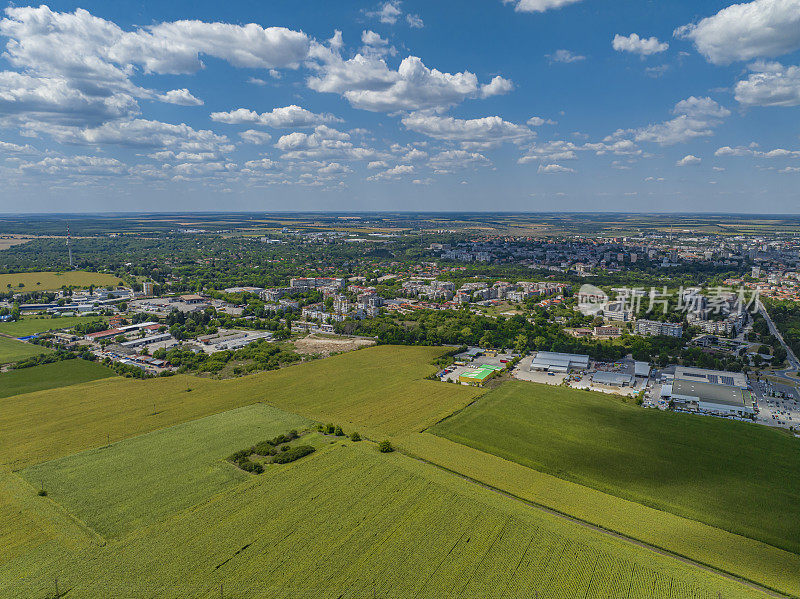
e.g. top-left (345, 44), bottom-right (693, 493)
top-left (398, 433), bottom-right (800, 599)
top-left (0, 468), bottom-right (106, 551)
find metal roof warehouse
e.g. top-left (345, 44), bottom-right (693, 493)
top-left (530, 351), bottom-right (589, 373)
top-left (662, 377), bottom-right (755, 417)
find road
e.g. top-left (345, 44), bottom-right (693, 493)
top-left (757, 301), bottom-right (800, 382)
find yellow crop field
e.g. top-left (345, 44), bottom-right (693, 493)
top-left (0, 270), bottom-right (123, 291)
top-left (0, 445), bottom-right (768, 599)
top-left (0, 345), bottom-right (480, 470)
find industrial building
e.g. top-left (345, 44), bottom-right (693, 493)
top-left (634, 361), bottom-right (651, 378)
top-left (530, 351), bottom-right (589, 373)
top-left (673, 366), bottom-right (747, 389)
top-left (458, 364), bottom-right (502, 385)
top-left (591, 371), bottom-right (634, 387)
top-left (661, 366), bottom-right (754, 417)
top-left (119, 333), bottom-right (172, 348)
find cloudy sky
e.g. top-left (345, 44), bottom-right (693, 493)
top-left (1, 0), bottom-right (799, 213)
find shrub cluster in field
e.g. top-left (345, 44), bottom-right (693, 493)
top-left (228, 429), bottom-right (316, 473)
top-left (317, 422), bottom-right (362, 442)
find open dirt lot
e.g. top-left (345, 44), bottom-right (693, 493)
top-left (293, 333), bottom-right (376, 356)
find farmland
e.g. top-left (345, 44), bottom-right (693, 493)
top-left (0, 315), bottom-right (105, 338)
top-left (0, 270), bottom-right (123, 291)
top-left (400, 433), bottom-right (800, 598)
top-left (0, 360), bottom-right (114, 399)
top-left (0, 336), bottom-right (51, 365)
top-left (431, 380), bottom-right (800, 555)
top-left (0, 345), bottom-right (480, 469)
top-left (0, 345), bottom-right (792, 598)
top-left (0, 444), bottom-right (768, 599)
top-left (21, 404), bottom-right (311, 538)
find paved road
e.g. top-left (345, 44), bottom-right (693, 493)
top-left (758, 301), bottom-right (800, 382)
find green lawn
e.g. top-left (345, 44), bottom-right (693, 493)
top-left (0, 316), bottom-right (105, 338)
top-left (21, 404), bottom-right (311, 538)
top-left (432, 380), bottom-right (800, 555)
top-left (2, 444), bottom-right (766, 599)
top-left (0, 360), bottom-right (114, 400)
top-left (0, 271), bottom-right (122, 291)
top-left (0, 337), bottom-right (51, 365)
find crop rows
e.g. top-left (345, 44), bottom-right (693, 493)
top-left (1, 445), bottom-right (766, 598)
top-left (0, 345), bottom-right (477, 469)
top-left (401, 433), bottom-right (800, 598)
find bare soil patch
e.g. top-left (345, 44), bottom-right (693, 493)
top-left (293, 334), bottom-right (376, 356)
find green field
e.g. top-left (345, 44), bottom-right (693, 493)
top-left (0, 336), bottom-right (51, 365)
top-left (431, 380), bottom-right (800, 556)
top-left (0, 346), bottom-right (791, 598)
top-left (0, 270), bottom-right (123, 291)
top-left (0, 360), bottom-right (114, 399)
top-left (0, 444), bottom-right (767, 599)
top-left (401, 433), bottom-right (800, 598)
top-left (0, 345), bottom-right (482, 469)
top-left (21, 404), bottom-right (311, 538)
top-left (0, 315), bottom-right (105, 338)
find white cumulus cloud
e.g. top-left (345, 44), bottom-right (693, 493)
top-left (503, 0), bottom-right (583, 13)
top-left (676, 154), bottom-right (701, 166)
top-left (210, 105), bottom-right (341, 128)
top-left (612, 33), bottom-right (668, 56)
top-left (157, 89), bottom-right (203, 106)
top-left (401, 113), bottom-right (533, 145)
top-left (612, 96), bottom-right (730, 145)
top-left (307, 45), bottom-right (513, 112)
top-left (675, 0), bottom-right (800, 65)
top-left (537, 163), bottom-right (575, 173)
top-left (734, 61), bottom-right (800, 107)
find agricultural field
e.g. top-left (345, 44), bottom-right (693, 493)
top-left (400, 433), bottom-right (800, 598)
top-left (0, 270), bottom-right (123, 291)
top-left (0, 315), bottom-right (105, 338)
top-left (0, 336), bottom-right (51, 365)
top-left (0, 360), bottom-right (114, 399)
top-left (0, 345), bottom-right (791, 598)
top-left (21, 404), bottom-right (311, 538)
top-left (431, 380), bottom-right (800, 556)
top-left (0, 444), bottom-right (768, 599)
top-left (0, 345), bottom-right (479, 469)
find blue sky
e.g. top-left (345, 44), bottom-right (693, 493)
top-left (0, 0), bottom-right (799, 213)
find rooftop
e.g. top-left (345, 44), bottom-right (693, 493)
top-left (671, 379), bottom-right (749, 408)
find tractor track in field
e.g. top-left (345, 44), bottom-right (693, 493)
top-left (403, 449), bottom-right (792, 599)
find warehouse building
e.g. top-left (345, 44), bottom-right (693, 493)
top-left (530, 351), bottom-right (589, 373)
top-left (672, 366), bottom-right (747, 389)
top-left (661, 366), bottom-right (753, 417)
top-left (634, 361), bottom-right (651, 378)
top-left (591, 371), bottom-right (634, 387)
top-left (458, 364), bottom-right (502, 385)
top-left (119, 333), bottom-right (172, 349)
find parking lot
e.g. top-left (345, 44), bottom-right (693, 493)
top-left (751, 378), bottom-right (800, 428)
top-left (511, 355), bottom-right (644, 395)
top-left (511, 355), bottom-right (566, 385)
